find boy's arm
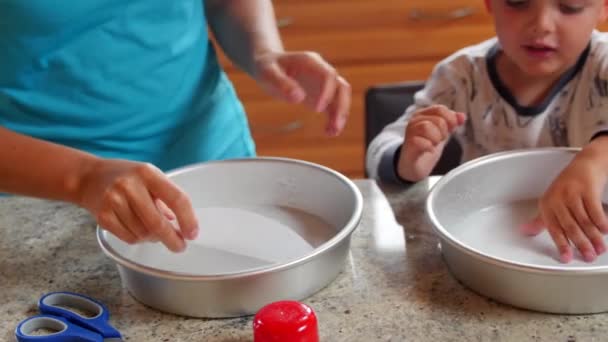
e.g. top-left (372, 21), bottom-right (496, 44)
top-left (365, 62), bottom-right (468, 183)
top-left (0, 125), bottom-right (96, 203)
top-left (584, 134), bottom-right (608, 168)
top-left (366, 115), bottom-right (410, 182)
top-left (578, 34), bottom-right (608, 153)
top-left (205, 0), bottom-right (283, 76)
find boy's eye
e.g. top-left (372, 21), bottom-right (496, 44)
top-left (505, 0), bottom-right (586, 13)
top-left (505, 0), bottom-right (530, 8)
top-left (559, 2), bottom-right (585, 14)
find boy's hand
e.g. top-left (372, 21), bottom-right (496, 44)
top-left (397, 105), bottom-right (466, 182)
top-left (252, 51), bottom-right (351, 137)
top-left (521, 148), bottom-right (608, 263)
top-left (76, 159), bottom-right (199, 252)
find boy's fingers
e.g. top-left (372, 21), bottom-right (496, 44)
top-left (419, 105), bottom-right (463, 130)
top-left (454, 112), bottom-right (467, 125)
top-left (520, 215), bottom-right (545, 236)
top-left (542, 212), bottom-right (573, 263)
top-left (584, 195), bottom-right (608, 233)
top-left (554, 205), bottom-right (596, 262)
top-left (572, 198), bottom-right (605, 254)
top-left (434, 109), bottom-right (459, 131)
top-left (417, 104), bottom-right (450, 116)
top-left (418, 115), bottom-right (449, 137)
top-left (441, 111), bottom-right (466, 130)
top-left (409, 136), bottom-right (435, 153)
top-left (410, 120), bottom-right (444, 145)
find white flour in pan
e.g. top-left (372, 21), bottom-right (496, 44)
top-left (122, 205), bottom-right (336, 274)
top-left (450, 199), bottom-right (608, 267)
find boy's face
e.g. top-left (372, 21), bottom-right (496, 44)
top-left (485, 0), bottom-right (608, 77)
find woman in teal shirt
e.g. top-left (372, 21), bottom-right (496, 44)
top-left (0, 0), bottom-right (351, 252)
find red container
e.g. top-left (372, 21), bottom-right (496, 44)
top-left (253, 301), bottom-right (319, 342)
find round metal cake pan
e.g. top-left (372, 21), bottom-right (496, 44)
top-left (97, 157), bottom-right (363, 318)
top-left (427, 148), bottom-right (608, 314)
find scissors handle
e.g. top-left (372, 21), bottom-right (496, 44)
top-left (39, 292), bottom-right (121, 339)
top-left (15, 315), bottom-right (103, 342)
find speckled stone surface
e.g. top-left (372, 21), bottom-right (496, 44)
top-left (2, 179), bottom-right (608, 341)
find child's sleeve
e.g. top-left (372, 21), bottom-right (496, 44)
top-left (572, 35), bottom-right (608, 145)
top-left (587, 67), bottom-right (608, 143)
top-left (365, 60), bottom-right (468, 183)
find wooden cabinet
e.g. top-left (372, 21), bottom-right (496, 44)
top-left (214, 0), bottom-right (607, 178)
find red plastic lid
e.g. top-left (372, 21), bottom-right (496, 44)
top-left (253, 300), bottom-right (319, 342)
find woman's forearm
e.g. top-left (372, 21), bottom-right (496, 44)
top-left (205, 0), bottom-right (284, 76)
top-left (0, 126), bottom-right (97, 203)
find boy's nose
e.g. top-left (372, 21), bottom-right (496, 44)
top-left (529, 8), bottom-right (557, 34)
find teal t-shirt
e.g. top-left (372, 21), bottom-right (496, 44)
top-left (0, 0), bottom-right (255, 171)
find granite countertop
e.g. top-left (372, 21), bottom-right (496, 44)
top-left (2, 178), bottom-right (607, 341)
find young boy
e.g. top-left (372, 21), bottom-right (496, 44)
top-left (367, 0), bottom-right (608, 263)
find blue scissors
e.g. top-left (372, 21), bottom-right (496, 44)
top-left (15, 291), bottom-right (123, 341)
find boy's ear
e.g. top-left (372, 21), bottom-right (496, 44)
top-left (602, 0), bottom-right (608, 21)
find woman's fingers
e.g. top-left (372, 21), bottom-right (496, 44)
top-left (109, 190), bottom-right (149, 241)
top-left (83, 159), bottom-right (197, 252)
top-left (324, 76), bottom-right (351, 136)
top-left (101, 169), bottom-right (187, 252)
top-left (256, 52), bottom-right (352, 137)
top-left (143, 165), bottom-right (199, 241)
top-left (96, 209), bottom-right (138, 245)
top-left (125, 182), bottom-right (187, 252)
top-left (156, 198), bottom-right (176, 221)
top-left (257, 61), bottom-right (306, 103)
top-left (314, 65), bottom-right (338, 113)
top-left (103, 163), bottom-right (196, 252)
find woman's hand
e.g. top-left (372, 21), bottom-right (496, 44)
top-left (252, 51), bottom-right (351, 136)
top-left (76, 158), bottom-right (199, 252)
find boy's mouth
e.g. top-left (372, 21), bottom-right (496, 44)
top-left (522, 43), bottom-right (557, 58)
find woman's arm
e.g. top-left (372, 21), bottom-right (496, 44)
top-left (205, 0), bottom-right (283, 76)
top-left (0, 126), bottom-right (197, 252)
top-left (0, 126), bottom-right (94, 202)
top-left (205, 0), bottom-right (352, 136)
